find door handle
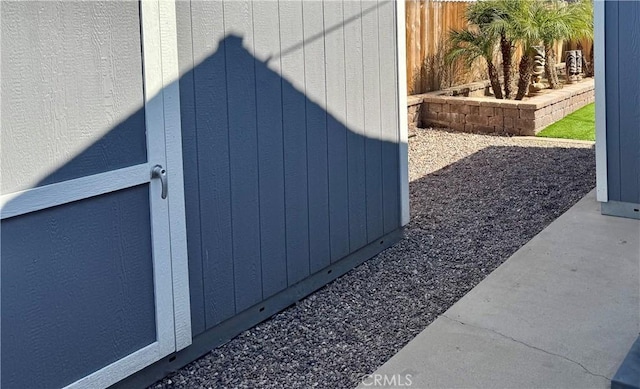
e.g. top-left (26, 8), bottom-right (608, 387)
top-left (151, 165), bottom-right (168, 199)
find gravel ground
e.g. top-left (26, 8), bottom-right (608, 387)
top-left (153, 128), bottom-right (595, 389)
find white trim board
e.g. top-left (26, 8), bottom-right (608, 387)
top-left (65, 343), bottom-right (168, 389)
top-left (396, 0), bottom-right (410, 226)
top-left (157, 0), bottom-right (192, 352)
top-left (0, 164), bottom-right (150, 220)
top-left (139, 0), bottom-right (192, 355)
top-left (594, 0), bottom-right (608, 202)
top-left (139, 0), bottom-right (177, 377)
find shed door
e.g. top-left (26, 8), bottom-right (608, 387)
top-left (0, 1), bottom-right (188, 388)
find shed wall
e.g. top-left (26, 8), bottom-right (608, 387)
top-left (176, 0), bottom-right (402, 337)
top-left (602, 1), bottom-right (640, 219)
top-left (1, 1), bottom-right (405, 387)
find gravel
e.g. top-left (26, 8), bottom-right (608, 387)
top-left (152, 128), bottom-right (595, 389)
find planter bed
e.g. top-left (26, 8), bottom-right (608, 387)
top-left (408, 78), bottom-right (594, 136)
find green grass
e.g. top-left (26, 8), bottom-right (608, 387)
top-left (536, 103), bottom-right (595, 141)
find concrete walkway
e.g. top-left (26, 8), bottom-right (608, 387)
top-left (361, 190), bottom-right (640, 389)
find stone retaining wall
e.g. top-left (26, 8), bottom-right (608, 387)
top-left (407, 95), bottom-right (422, 131)
top-left (407, 78), bottom-right (594, 136)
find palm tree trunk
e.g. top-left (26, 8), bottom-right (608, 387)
top-left (488, 61), bottom-right (503, 99)
top-left (500, 34), bottom-right (512, 99)
top-left (515, 54), bottom-right (532, 100)
top-left (544, 44), bottom-right (561, 89)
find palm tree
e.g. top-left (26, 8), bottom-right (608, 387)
top-left (538, 1), bottom-right (573, 88)
top-left (466, 0), bottom-right (522, 99)
top-left (451, 0), bottom-right (594, 100)
top-left (447, 29), bottom-right (504, 99)
top-left (538, 0), bottom-right (594, 89)
top-left (485, 0), bottom-right (593, 98)
top-left (491, 0), bottom-right (546, 100)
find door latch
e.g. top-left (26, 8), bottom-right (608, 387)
top-left (151, 165), bottom-right (168, 199)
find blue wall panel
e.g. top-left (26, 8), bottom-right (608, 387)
top-left (605, 0), bottom-right (640, 211)
top-left (175, 0), bottom-right (205, 335)
top-left (605, 0), bottom-right (621, 202)
top-left (363, 1), bottom-right (385, 243)
top-left (344, 0), bottom-right (369, 252)
top-left (253, 1), bottom-right (289, 298)
top-left (303, 0), bottom-right (332, 274)
top-left (224, 1), bottom-right (263, 313)
top-left (325, 0), bottom-right (352, 263)
top-left (379, 0), bottom-right (402, 233)
top-left (280, 1), bottom-right (311, 286)
top-left (177, 0), bottom-right (403, 335)
top-left (1, 186), bottom-right (156, 389)
top-left (615, 1), bottom-right (640, 205)
top-left (190, 1), bottom-right (237, 328)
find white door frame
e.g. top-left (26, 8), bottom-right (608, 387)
top-left (594, 0), bottom-right (608, 202)
top-left (395, 0), bottom-right (410, 226)
top-left (140, 0), bottom-right (191, 353)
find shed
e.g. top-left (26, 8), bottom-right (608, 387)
top-left (595, 3), bottom-right (640, 386)
top-left (595, 0), bottom-right (640, 220)
top-left (0, 1), bottom-right (409, 388)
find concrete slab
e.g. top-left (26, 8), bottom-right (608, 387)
top-left (362, 316), bottom-right (609, 389)
top-left (362, 190), bottom-right (640, 389)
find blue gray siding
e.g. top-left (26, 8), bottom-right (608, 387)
top-left (603, 1), bottom-right (640, 218)
top-left (177, 0), bottom-right (402, 336)
top-left (1, 186), bottom-right (157, 389)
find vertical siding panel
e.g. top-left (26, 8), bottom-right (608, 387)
top-left (252, 1), bottom-right (288, 299)
top-left (223, 0), bottom-right (262, 312)
top-left (379, 0), bottom-right (400, 233)
top-left (605, 1), bottom-right (621, 202)
top-left (344, 0), bottom-right (368, 251)
top-left (191, 0), bottom-right (236, 327)
top-left (175, 0), bottom-right (205, 336)
top-left (362, 0), bottom-right (384, 242)
top-left (324, 0), bottom-right (350, 262)
top-left (617, 2), bottom-right (640, 204)
top-left (279, 0), bottom-right (310, 285)
top-left (303, 0), bottom-right (331, 273)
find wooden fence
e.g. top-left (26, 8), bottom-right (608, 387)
top-left (405, 0), bottom-right (592, 95)
top-left (405, 0), bottom-right (476, 95)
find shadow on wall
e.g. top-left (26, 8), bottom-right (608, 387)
top-left (177, 33), bottom-right (401, 333)
top-left (1, 31), bottom-right (401, 389)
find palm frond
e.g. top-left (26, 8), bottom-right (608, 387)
top-left (446, 28), bottom-right (496, 68)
